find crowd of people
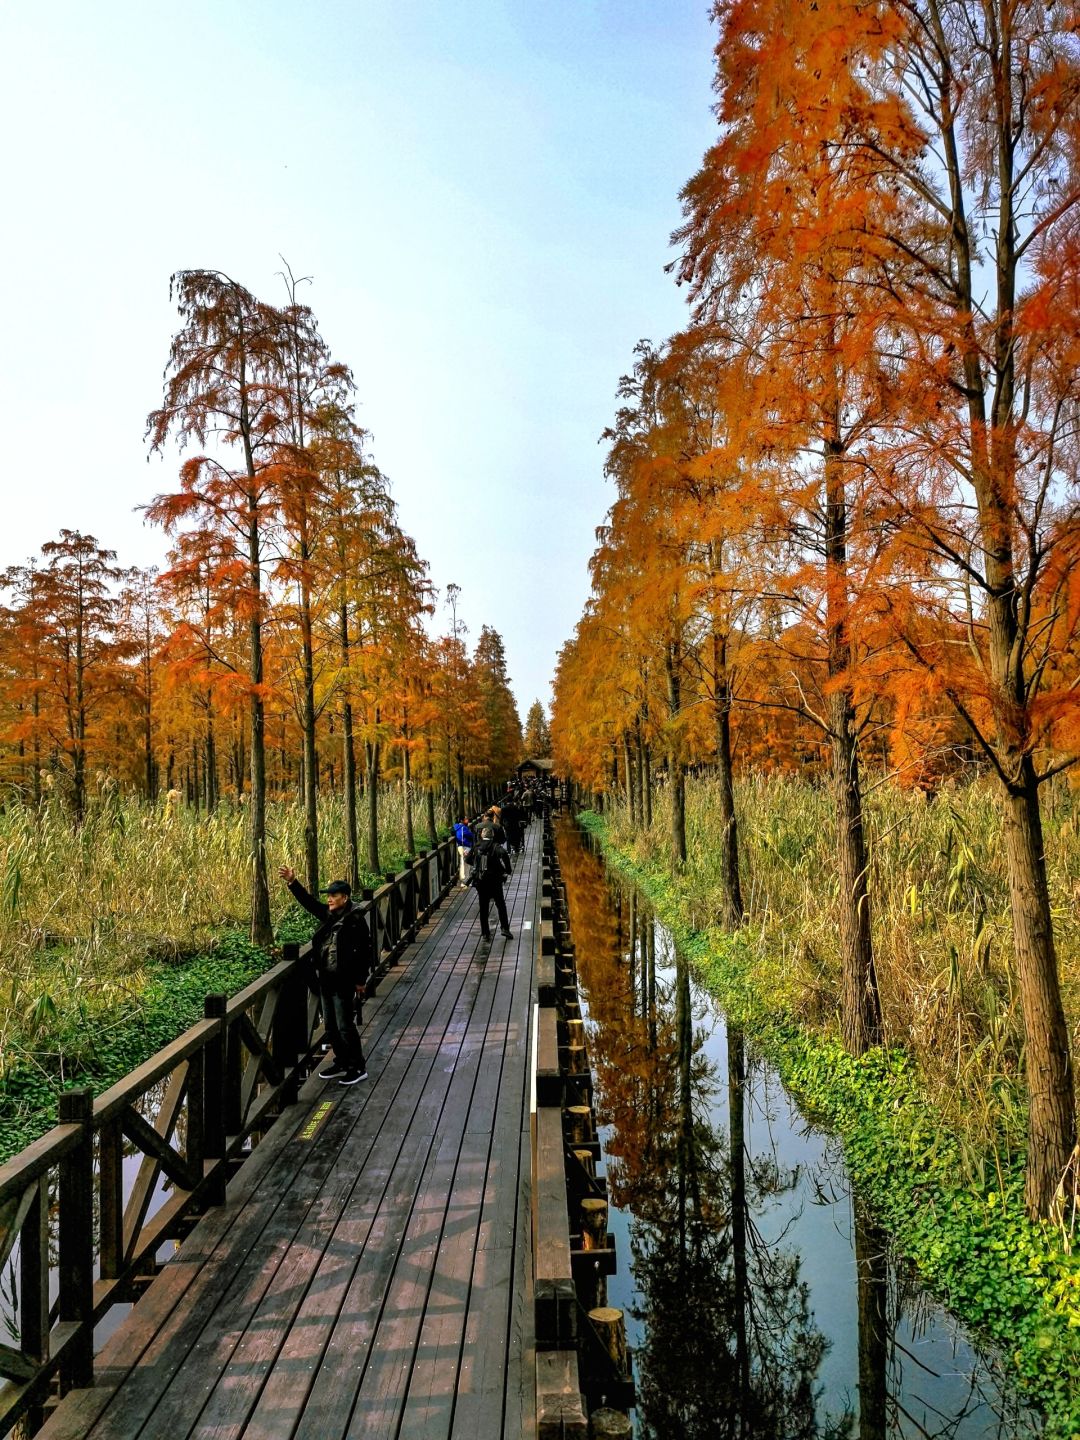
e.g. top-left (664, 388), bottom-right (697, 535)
top-left (280, 775), bottom-right (554, 1088)
top-left (452, 778), bottom-right (549, 942)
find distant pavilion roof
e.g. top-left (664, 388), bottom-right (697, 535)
top-left (517, 757), bottom-right (554, 773)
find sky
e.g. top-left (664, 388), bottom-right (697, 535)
top-left (0, 0), bottom-right (717, 716)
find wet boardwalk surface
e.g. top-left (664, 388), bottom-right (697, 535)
top-left (41, 831), bottom-right (541, 1440)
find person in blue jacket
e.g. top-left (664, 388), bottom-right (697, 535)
top-left (452, 816), bottom-right (474, 888)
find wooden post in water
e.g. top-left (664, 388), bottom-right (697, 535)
top-left (591, 1408), bottom-right (632, 1439)
top-left (580, 1197), bottom-right (608, 1250)
top-left (589, 1306), bottom-right (628, 1379)
top-left (566, 1106), bottom-right (592, 1145)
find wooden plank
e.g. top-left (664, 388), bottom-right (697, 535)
top-left (400, 880), bottom-right (533, 1431)
top-left (286, 912), bottom-right (507, 1440)
top-left (37, 905), bottom-right (476, 1440)
top-left (96, 911), bottom-right (483, 1440)
top-left (38, 833), bottom-right (543, 1440)
top-left (535, 1350), bottom-right (588, 1440)
top-left (536, 1008), bottom-right (562, 1108)
top-left (176, 918), bottom-right (485, 1439)
top-left (0, 1125), bottom-right (81, 1206)
top-left (534, 1107), bottom-right (575, 1348)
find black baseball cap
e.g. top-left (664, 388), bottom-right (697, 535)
top-left (321, 880), bottom-right (351, 896)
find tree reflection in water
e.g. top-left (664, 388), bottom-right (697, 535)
top-left (557, 819), bottom-right (1040, 1440)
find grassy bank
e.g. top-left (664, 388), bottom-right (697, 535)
top-left (605, 773), bottom-right (1079, 1154)
top-left (0, 790), bottom-right (435, 1160)
top-left (581, 804), bottom-right (1080, 1437)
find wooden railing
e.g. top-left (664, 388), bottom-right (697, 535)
top-left (0, 835), bottom-right (460, 1439)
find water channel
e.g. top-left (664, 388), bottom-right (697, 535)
top-left (556, 816), bottom-right (1042, 1439)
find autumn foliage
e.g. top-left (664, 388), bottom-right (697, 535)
top-left (553, 0), bottom-right (1080, 1217)
top-left (0, 273), bottom-right (523, 927)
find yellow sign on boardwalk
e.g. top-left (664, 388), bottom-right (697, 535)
top-left (296, 1100), bottom-right (335, 1142)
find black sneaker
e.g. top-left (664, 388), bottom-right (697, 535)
top-left (480, 931), bottom-right (492, 943)
top-left (500, 928), bottom-right (514, 940)
top-left (320, 1061), bottom-right (348, 1080)
top-left (338, 1069), bottom-right (368, 1086)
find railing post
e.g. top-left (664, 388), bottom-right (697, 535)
top-left (203, 994), bottom-right (227, 1206)
top-left (57, 1085), bottom-right (94, 1392)
top-left (273, 944), bottom-right (304, 1107)
top-left (98, 1117), bottom-right (124, 1281)
top-left (362, 888), bottom-right (378, 977)
top-left (20, 1172), bottom-right (49, 1433)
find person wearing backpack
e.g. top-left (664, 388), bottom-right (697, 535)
top-left (467, 824), bottom-right (513, 942)
top-left (279, 867), bottom-right (371, 1085)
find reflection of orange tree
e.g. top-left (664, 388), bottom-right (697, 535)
top-left (558, 819), bottom-right (681, 1220)
top-left (559, 820), bottom-right (832, 1437)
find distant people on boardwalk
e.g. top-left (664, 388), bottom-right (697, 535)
top-left (482, 805), bottom-right (508, 847)
top-left (467, 823), bottom-right (513, 943)
top-left (279, 867), bottom-right (371, 1086)
top-left (500, 794), bottom-right (523, 855)
top-left (452, 815), bottom-right (474, 888)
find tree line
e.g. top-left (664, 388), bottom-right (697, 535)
top-left (0, 270), bottom-right (525, 943)
top-left (552, 0), bottom-right (1080, 1218)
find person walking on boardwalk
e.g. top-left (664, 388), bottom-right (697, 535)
top-left (467, 824), bottom-right (513, 943)
top-left (500, 794), bottom-right (523, 855)
top-left (452, 815), bottom-right (474, 888)
top-left (279, 868), bottom-right (371, 1085)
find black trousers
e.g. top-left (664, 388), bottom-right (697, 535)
top-left (320, 983), bottom-right (365, 1071)
top-left (476, 880), bottom-right (510, 938)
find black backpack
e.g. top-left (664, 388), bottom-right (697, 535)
top-left (471, 841), bottom-right (493, 882)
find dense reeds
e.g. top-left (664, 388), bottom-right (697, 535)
top-left (0, 790), bottom-right (427, 1074)
top-left (603, 773), bottom-right (1080, 1152)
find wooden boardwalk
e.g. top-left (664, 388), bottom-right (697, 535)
top-left (40, 830), bottom-right (541, 1440)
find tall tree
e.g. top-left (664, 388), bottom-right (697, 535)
top-left (523, 699), bottom-right (552, 758)
top-left (147, 270), bottom-right (293, 946)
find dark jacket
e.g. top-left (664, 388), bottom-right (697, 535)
top-left (288, 880), bottom-right (372, 996)
top-left (467, 838), bottom-right (512, 889)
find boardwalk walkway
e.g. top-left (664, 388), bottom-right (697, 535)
top-left (40, 829), bottom-right (541, 1440)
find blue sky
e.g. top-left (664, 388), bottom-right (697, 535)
top-left (0, 0), bottom-right (716, 713)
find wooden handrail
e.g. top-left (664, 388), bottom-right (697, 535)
top-left (0, 831), bottom-right (460, 1439)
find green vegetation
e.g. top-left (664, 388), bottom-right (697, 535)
top-left (602, 773), bottom-right (1079, 1153)
top-left (0, 790), bottom-right (431, 1160)
top-left (581, 794), bottom-right (1080, 1436)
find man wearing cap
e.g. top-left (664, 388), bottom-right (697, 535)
top-left (279, 867), bottom-right (371, 1086)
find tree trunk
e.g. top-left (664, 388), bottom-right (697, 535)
top-left (621, 730), bottom-right (635, 819)
top-left (402, 716), bottom-right (415, 856)
top-left (425, 752), bottom-right (438, 848)
top-left (643, 742), bottom-right (653, 827)
top-left (728, 1027), bottom-right (750, 1413)
top-left (1004, 763), bottom-right (1076, 1214)
top-left (824, 436), bottom-right (880, 1054)
top-left (247, 510), bottom-right (272, 948)
top-left (301, 590), bottom-right (319, 893)
top-left (665, 641), bottom-right (686, 865)
top-left (714, 634), bottom-right (743, 927)
top-left (204, 708), bottom-right (217, 812)
top-left (854, 1196), bottom-right (888, 1440)
top-left (365, 739), bottom-right (380, 875)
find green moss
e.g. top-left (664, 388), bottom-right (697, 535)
top-left (579, 809), bottom-right (1080, 1439)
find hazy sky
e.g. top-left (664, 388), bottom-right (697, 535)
top-left (0, 1), bottom-right (715, 714)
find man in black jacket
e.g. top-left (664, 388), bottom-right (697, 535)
top-left (279, 868), bottom-right (371, 1085)
top-left (467, 825), bottom-right (514, 943)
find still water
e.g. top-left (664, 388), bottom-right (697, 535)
top-left (556, 817), bottom-right (1041, 1439)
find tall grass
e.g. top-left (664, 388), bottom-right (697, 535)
top-left (0, 788), bottom-right (431, 1074)
top-left (603, 773), bottom-right (1080, 1150)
